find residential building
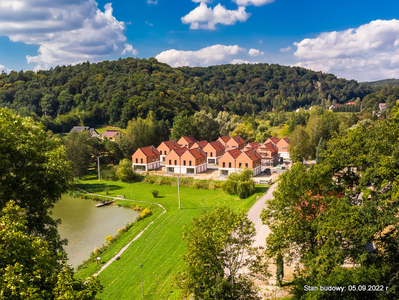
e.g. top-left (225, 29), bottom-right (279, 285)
top-left (276, 137), bottom-right (290, 159)
top-left (190, 140), bottom-right (208, 150)
top-left (157, 140), bottom-right (179, 163)
top-left (379, 103), bottom-right (386, 111)
top-left (265, 136), bottom-right (280, 146)
top-left (225, 136), bottom-right (245, 150)
top-left (177, 136), bottom-right (197, 148)
top-left (329, 103), bottom-right (340, 110)
top-left (218, 149), bottom-right (242, 176)
top-left (132, 146), bottom-right (160, 172)
top-left (217, 136), bottom-right (230, 149)
top-left (165, 147), bottom-right (207, 175)
top-left (259, 142), bottom-right (279, 166)
top-left (203, 141), bottom-right (225, 164)
top-left (236, 150), bottom-right (262, 176)
top-left (243, 142), bottom-right (261, 152)
top-left (70, 126), bottom-right (99, 138)
top-left (100, 130), bottom-right (125, 143)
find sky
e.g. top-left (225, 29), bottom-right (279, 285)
top-left (1, 0), bottom-right (399, 81)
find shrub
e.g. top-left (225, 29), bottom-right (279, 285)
top-left (105, 186), bottom-right (109, 195)
top-left (93, 247), bottom-right (100, 255)
top-left (152, 189), bottom-right (159, 198)
top-left (105, 235), bottom-right (114, 244)
top-left (140, 207), bottom-right (152, 219)
top-left (222, 168), bottom-right (255, 199)
top-left (118, 227), bottom-right (126, 234)
top-left (116, 159), bottom-right (142, 183)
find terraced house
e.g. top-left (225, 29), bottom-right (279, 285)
top-left (177, 135), bottom-right (197, 148)
top-left (132, 146), bottom-right (160, 172)
top-left (237, 149), bottom-right (262, 176)
top-left (157, 140), bottom-right (179, 163)
top-left (225, 135), bottom-right (246, 150)
top-left (203, 141), bottom-right (225, 164)
top-left (218, 149), bottom-right (242, 176)
top-left (165, 147), bottom-right (207, 174)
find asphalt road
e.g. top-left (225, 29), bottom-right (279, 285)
top-left (247, 182), bottom-right (279, 248)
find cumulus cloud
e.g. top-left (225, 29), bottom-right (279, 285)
top-left (294, 19), bottom-right (399, 81)
top-left (147, 0), bottom-right (158, 5)
top-left (192, 0), bottom-right (213, 3)
top-left (248, 48), bottom-right (264, 56)
top-left (233, 0), bottom-right (275, 6)
top-left (155, 44), bottom-right (245, 67)
top-left (0, 0), bottom-right (137, 70)
top-left (181, 3), bottom-right (250, 30)
top-left (279, 46), bottom-right (292, 53)
top-left (230, 59), bottom-right (253, 64)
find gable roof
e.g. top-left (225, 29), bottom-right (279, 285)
top-left (262, 142), bottom-right (278, 152)
top-left (244, 142), bottom-right (260, 150)
top-left (208, 140), bottom-right (225, 151)
top-left (282, 137), bottom-right (290, 143)
top-left (244, 149), bottom-right (261, 161)
top-left (232, 136), bottom-right (245, 144)
top-left (219, 136), bottom-right (230, 143)
top-left (180, 135), bottom-right (197, 144)
top-left (226, 149), bottom-right (242, 159)
top-left (102, 130), bottom-right (121, 137)
top-left (192, 140), bottom-right (208, 149)
top-left (173, 147), bottom-right (188, 157)
top-left (187, 148), bottom-right (207, 159)
top-left (70, 126), bottom-right (90, 133)
top-left (160, 140), bottom-right (179, 150)
top-left (140, 145), bottom-right (160, 157)
top-left (267, 136), bottom-right (280, 145)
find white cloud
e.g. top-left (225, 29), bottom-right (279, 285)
top-left (156, 44), bottom-right (245, 67)
top-left (248, 48), bottom-right (264, 56)
top-left (230, 59), bottom-right (253, 64)
top-left (147, 0), bottom-right (158, 5)
top-left (192, 0), bottom-right (213, 3)
top-left (181, 3), bottom-right (250, 30)
top-left (233, 0), bottom-right (275, 6)
top-left (0, 0), bottom-right (137, 70)
top-left (294, 19), bottom-right (399, 81)
top-left (279, 46), bottom-right (292, 52)
top-left (259, 39), bottom-right (263, 44)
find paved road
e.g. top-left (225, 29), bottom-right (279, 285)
top-left (247, 182), bottom-right (279, 248)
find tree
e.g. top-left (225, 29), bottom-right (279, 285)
top-left (192, 110), bottom-right (219, 141)
top-left (116, 159), bottom-right (141, 183)
top-left (176, 207), bottom-right (266, 300)
top-left (289, 125), bottom-right (311, 162)
top-left (222, 168), bottom-right (255, 199)
top-left (65, 130), bottom-right (92, 179)
top-left (0, 201), bottom-right (101, 299)
top-left (170, 113), bottom-right (195, 141)
top-left (0, 108), bottom-right (72, 249)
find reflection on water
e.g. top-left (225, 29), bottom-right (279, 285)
top-left (51, 195), bottom-right (140, 268)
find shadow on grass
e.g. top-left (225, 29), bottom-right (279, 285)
top-left (255, 185), bottom-right (269, 194)
top-left (77, 183), bottom-right (122, 194)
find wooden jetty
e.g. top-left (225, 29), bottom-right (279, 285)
top-left (95, 199), bottom-right (115, 207)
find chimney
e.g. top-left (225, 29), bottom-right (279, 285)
top-left (253, 150), bottom-right (256, 156)
top-left (151, 146), bottom-right (153, 152)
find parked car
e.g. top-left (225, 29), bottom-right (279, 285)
top-left (263, 168), bottom-right (271, 175)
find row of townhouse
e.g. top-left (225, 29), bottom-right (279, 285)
top-left (131, 135), bottom-right (290, 175)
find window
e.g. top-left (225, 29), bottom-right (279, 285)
top-left (245, 163), bottom-right (248, 168)
top-left (223, 162), bottom-right (225, 168)
top-left (187, 168), bottom-right (194, 174)
top-left (239, 163), bottom-right (242, 168)
top-left (189, 161), bottom-right (192, 166)
top-left (169, 160), bottom-right (171, 165)
top-left (136, 158), bottom-right (138, 163)
top-left (210, 153), bottom-right (213, 157)
top-left (167, 167), bottom-right (174, 173)
top-left (229, 162), bottom-right (231, 168)
top-left (141, 158), bottom-right (143, 163)
top-left (174, 160), bottom-right (177, 165)
top-left (205, 152), bottom-right (208, 156)
top-left (183, 160), bottom-right (186, 166)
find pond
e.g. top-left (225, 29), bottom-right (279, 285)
top-left (51, 195), bottom-right (140, 269)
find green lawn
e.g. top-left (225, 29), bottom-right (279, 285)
top-left (75, 175), bottom-right (268, 299)
top-left (95, 127), bottom-right (127, 134)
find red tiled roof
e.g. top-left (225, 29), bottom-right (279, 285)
top-left (188, 148), bottom-right (206, 159)
top-left (102, 130), bottom-right (120, 137)
top-left (227, 149), bottom-right (242, 159)
top-left (161, 140), bottom-right (179, 150)
top-left (174, 147), bottom-right (188, 157)
top-left (196, 140), bottom-right (208, 148)
top-left (232, 136), bottom-right (245, 144)
top-left (283, 137), bottom-right (290, 143)
top-left (219, 136), bottom-right (230, 143)
top-left (263, 142), bottom-right (278, 152)
top-left (209, 140), bottom-right (225, 151)
top-left (244, 149), bottom-right (261, 161)
top-left (268, 136), bottom-right (280, 145)
top-left (181, 135), bottom-right (197, 144)
top-left (246, 142), bottom-right (260, 150)
top-left (140, 145), bottom-right (160, 157)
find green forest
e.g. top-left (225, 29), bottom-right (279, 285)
top-left (1, 57), bottom-right (395, 133)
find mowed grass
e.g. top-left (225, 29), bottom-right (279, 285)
top-left (75, 174), bottom-right (268, 299)
top-left (95, 127), bottom-right (127, 134)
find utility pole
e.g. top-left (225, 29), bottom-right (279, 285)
top-left (178, 175), bottom-right (181, 209)
top-left (131, 182), bottom-right (133, 200)
top-left (96, 156), bottom-right (101, 182)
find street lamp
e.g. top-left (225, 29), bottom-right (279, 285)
top-left (139, 264), bottom-right (144, 298)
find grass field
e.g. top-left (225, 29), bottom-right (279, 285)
top-left (75, 175), bottom-right (268, 299)
top-left (95, 127), bottom-right (127, 134)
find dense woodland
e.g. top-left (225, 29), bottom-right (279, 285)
top-left (1, 57), bottom-right (394, 133)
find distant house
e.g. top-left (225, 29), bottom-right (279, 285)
top-left (157, 140), bottom-right (179, 163)
top-left (329, 103), bottom-right (340, 110)
top-left (276, 137), bottom-right (290, 159)
top-left (217, 136), bottom-right (230, 149)
top-left (243, 142), bottom-right (261, 152)
top-left (265, 136), bottom-right (280, 146)
top-left (259, 142), bottom-right (279, 165)
top-left (100, 130), bottom-right (125, 143)
top-left (203, 141), bottom-right (225, 164)
top-left (178, 136), bottom-right (197, 148)
top-left (70, 126), bottom-right (99, 138)
top-left (165, 147), bottom-right (207, 175)
top-left (225, 136), bottom-right (245, 150)
top-left (379, 103), bottom-right (386, 111)
top-left (190, 140), bottom-right (208, 150)
top-left (219, 149), bottom-right (242, 176)
top-left (236, 150), bottom-right (262, 176)
top-left (132, 146), bottom-right (160, 172)
top-left (346, 102), bottom-right (356, 105)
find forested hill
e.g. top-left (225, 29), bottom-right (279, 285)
top-left (0, 57), bottom-right (373, 132)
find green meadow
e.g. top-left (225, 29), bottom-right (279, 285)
top-left (75, 175), bottom-right (268, 299)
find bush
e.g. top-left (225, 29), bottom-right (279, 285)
top-left (118, 227), bottom-right (126, 234)
top-left (116, 159), bottom-right (142, 182)
top-left (105, 235), bottom-right (114, 244)
top-left (222, 168), bottom-right (255, 199)
top-left (152, 189), bottom-right (159, 198)
top-left (140, 207), bottom-right (152, 219)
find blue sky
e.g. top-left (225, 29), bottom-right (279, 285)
top-left (1, 0), bottom-right (399, 81)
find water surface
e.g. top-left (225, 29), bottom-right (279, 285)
top-left (52, 195), bottom-right (140, 268)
